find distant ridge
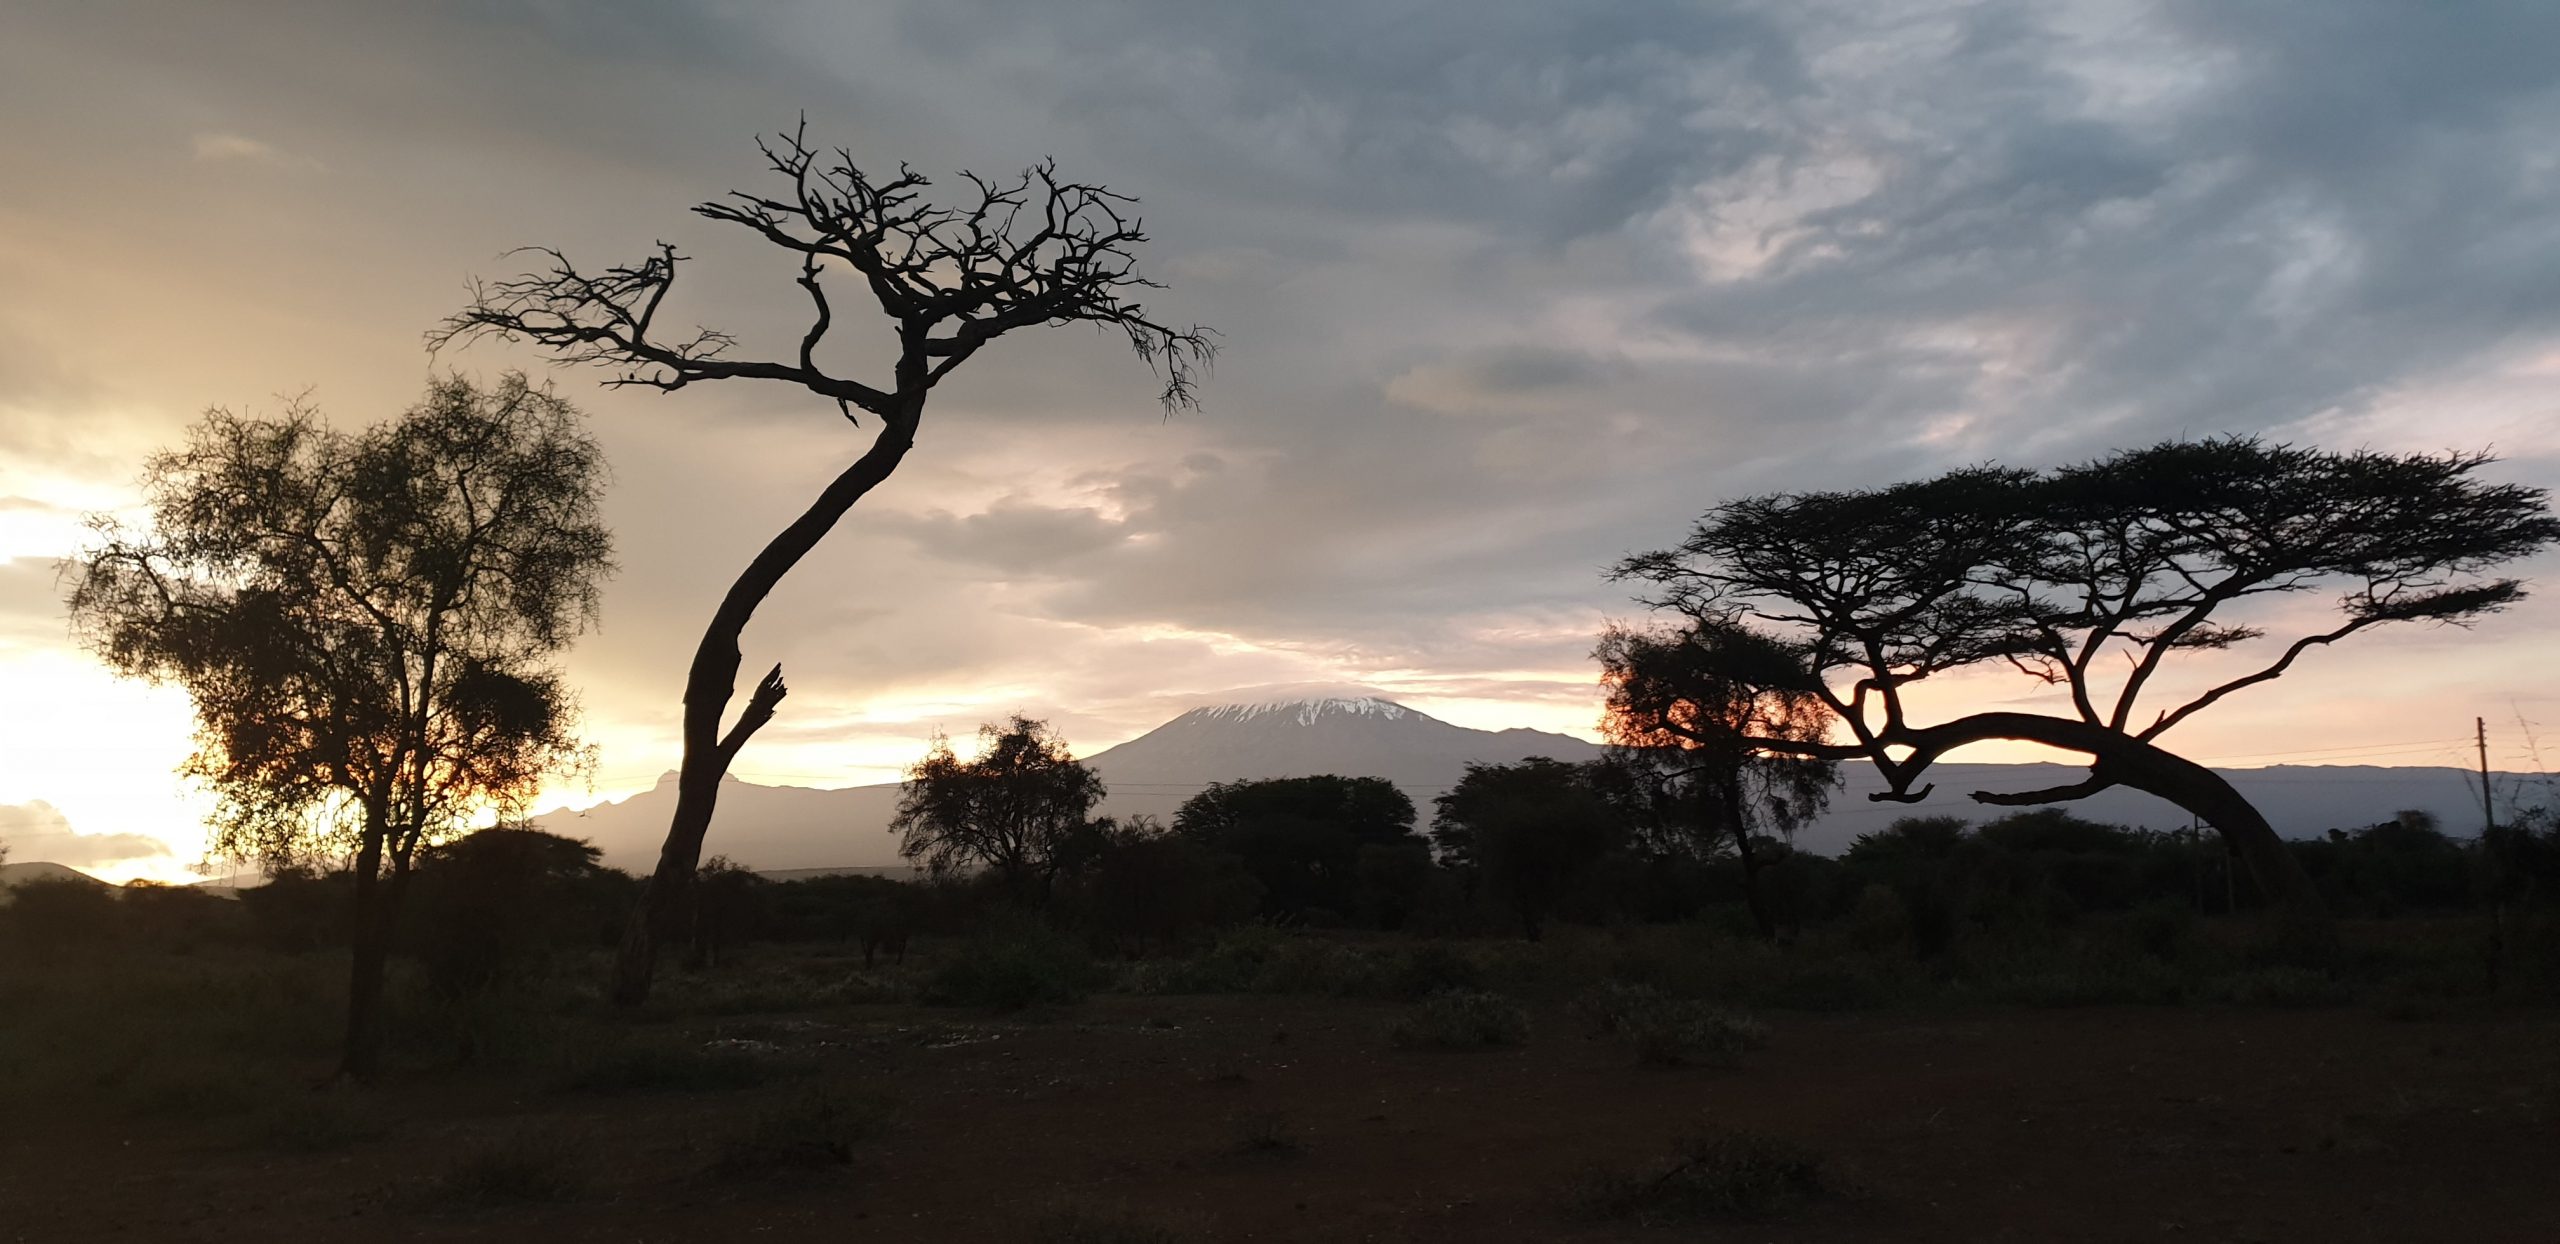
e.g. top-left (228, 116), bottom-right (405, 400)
top-left (531, 696), bottom-right (2549, 873)
top-left (0, 861), bottom-right (111, 898)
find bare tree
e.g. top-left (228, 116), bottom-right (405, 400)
top-left (433, 122), bottom-right (1212, 1004)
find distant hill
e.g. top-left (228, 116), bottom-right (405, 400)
top-left (535, 696), bottom-right (1599, 872)
top-left (0, 861), bottom-right (111, 900)
top-left (532, 695), bottom-right (2543, 873)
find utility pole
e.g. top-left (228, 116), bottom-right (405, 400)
top-left (2478, 716), bottom-right (2496, 835)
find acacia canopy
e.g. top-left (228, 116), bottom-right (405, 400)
top-left (893, 716), bottom-right (1106, 898)
top-left (1615, 437), bottom-right (2559, 913)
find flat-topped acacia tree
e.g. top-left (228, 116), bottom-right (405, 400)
top-left (434, 123), bottom-right (1212, 1005)
top-left (1613, 438), bottom-right (2559, 923)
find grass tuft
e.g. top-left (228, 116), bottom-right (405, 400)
top-left (705, 1090), bottom-right (892, 1181)
top-left (1577, 1126), bottom-right (1845, 1222)
top-left (1390, 988), bottom-right (1530, 1049)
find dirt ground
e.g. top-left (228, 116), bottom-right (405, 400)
top-left (5, 995), bottom-right (2556, 1243)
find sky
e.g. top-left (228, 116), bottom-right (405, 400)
top-left (3, 0), bottom-right (2557, 882)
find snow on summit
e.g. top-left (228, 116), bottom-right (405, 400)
top-left (1183, 696), bottom-right (1413, 727)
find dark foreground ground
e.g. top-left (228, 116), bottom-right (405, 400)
top-left (4, 989), bottom-right (2555, 1243)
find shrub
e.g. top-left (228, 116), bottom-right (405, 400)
top-left (2201, 966), bottom-right (2353, 1008)
top-left (414, 1131), bottom-right (586, 1209)
top-left (254, 1090), bottom-right (393, 1152)
top-left (1034, 1205), bottom-right (1185, 1244)
top-left (2124, 902), bottom-right (2199, 962)
top-left (1569, 980), bottom-right (1669, 1036)
top-left (1231, 1111), bottom-right (1306, 1157)
top-left (921, 922), bottom-right (1099, 1010)
top-left (1387, 942), bottom-right (1484, 1000)
top-left (1390, 989), bottom-right (1530, 1049)
top-left (1571, 982), bottom-right (1767, 1066)
top-left (705, 1091), bottom-right (891, 1180)
top-left (1626, 1004), bottom-right (1769, 1069)
top-left (1578, 1127), bottom-right (1842, 1222)
top-left (555, 1039), bottom-right (778, 1094)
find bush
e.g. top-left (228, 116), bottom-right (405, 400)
top-left (254, 1090), bottom-right (393, 1152)
top-left (1569, 980), bottom-right (1669, 1036)
top-left (1570, 982), bottom-right (1766, 1066)
top-left (1627, 1004), bottom-right (1769, 1068)
top-left (1034, 1205), bottom-right (1186, 1244)
top-left (1390, 989), bottom-right (1530, 1049)
top-left (1387, 942), bottom-right (1484, 1000)
top-left (1231, 1110), bottom-right (1306, 1157)
top-left (555, 1039), bottom-right (780, 1094)
top-left (705, 1091), bottom-right (891, 1180)
top-left (414, 1131), bottom-right (586, 1209)
top-left (922, 922), bottom-right (1098, 1011)
top-left (2201, 966), bottom-right (2353, 1008)
top-left (1578, 1127), bottom-right (1843, 1222)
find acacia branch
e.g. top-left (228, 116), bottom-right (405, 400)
top-left (1968, 771), bottom-right (2119, 805)
top-left (714, 664), bottom-right (788, 767)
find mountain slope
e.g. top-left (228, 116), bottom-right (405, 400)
top-left (0, 861), bottom-right (112, 897)
top-left (531, 696), bottom-right (2537, 872)
top-left (536, 696), bottom-right (1601, 871)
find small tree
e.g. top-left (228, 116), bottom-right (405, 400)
top-left (407, 826), bottom-right (626, 998)
top-left (1595, 620), bottom-right (1839, 938)
top-left (1174, 775), bottom-right (1421, 922)
top-left (1617, 438), bottom-right (2559, 926)
top-left (433, 122), bottom-right (1212, 1005)
top-left (68, 374), bottom-right (611, 1077)
top-left (1430, 758), bottom-right (1624, 940)
top-left (892, 716), bottom-right (1106, 901)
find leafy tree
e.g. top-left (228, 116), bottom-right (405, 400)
top-left (67, 374), bottom-right (611, 1077)
top-left (1174, 775), bottom-right (1420, 922)
top-left (892, 716), bottom-right (1107, 901)
top-left (1596, 619), bottom-right (1840, 938)
top-left (1430, 758), bottom-right (1625, 940)
top-left (1068, 816), bottom-right (1263, 951)
top-left (434, 122), bottom-right (1213, 1005)
top-left (689, 855), bottom-right (766, 968)
top-left (1616, 438), bottom-right (2559, 926)
top-left (407, 826), bottom-right (628, 997)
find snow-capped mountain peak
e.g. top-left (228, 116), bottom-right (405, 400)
top-left (1180, 696), bottom-right (1413, 727)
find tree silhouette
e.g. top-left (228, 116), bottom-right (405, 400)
top-left (67, 374), bottom-right (611, 1077)
top-left (1616, 437), bottom-right (2559, 926)
top-left (1430, 758), bottom-right (1624, 941)
top-left (1596, 619), bottom-right (1839, 938)
top-left (892, 716), bottom-right (1106, 901)
top-left (432, 121), bottom-right (1212, 1005)
top-left (1174, 775), bottom-right (1421, 922)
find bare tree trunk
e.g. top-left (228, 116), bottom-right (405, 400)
top-left (338, 814), bottom-right (417, 1080)
top-left (611, 412), bottom-right (918, 1006)
top-left (1724, 779), bottom-right (1778, 941)
top-left (339, 826), bottom-right (389, 1080)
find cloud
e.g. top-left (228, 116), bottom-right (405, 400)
top-left (1384, 345), bottom-right (1616, 416)
top-left (879, 497), bottom-right (1134, 575)
top-left (0, 800), bottom-right (171, 868)
top-left (4, 0), bottom-right (2558, 824)
top-left (190, 132), bottom-right (305, 166)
